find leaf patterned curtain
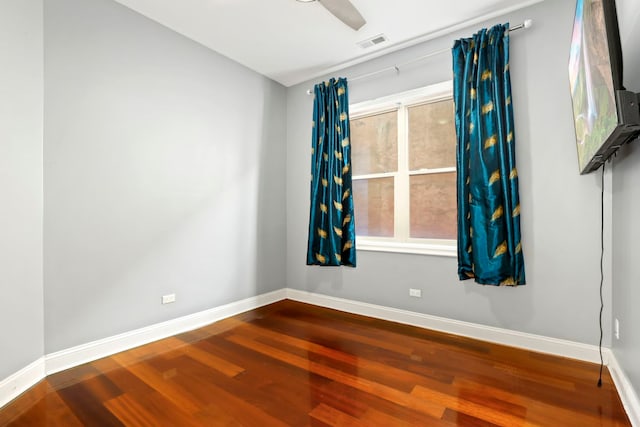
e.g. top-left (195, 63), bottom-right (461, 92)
top-left (306, 78), bottom-right (356, 267)
top-left (452, 24), bottom-right (525, 286)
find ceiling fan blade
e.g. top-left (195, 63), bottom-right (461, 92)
top-left (318, 0), bottom-right (366, 31)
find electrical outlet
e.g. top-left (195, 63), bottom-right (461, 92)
top-left (162, 293), bottom-right (176, 304)
top-left (615, 318), bottom-right (620, 340)
top-left (409, 288), bottom-right (422, 298)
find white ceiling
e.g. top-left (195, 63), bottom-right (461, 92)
top-left (113, 0), bottom-right (543, 87)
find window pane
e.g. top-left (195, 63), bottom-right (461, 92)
top-left (408, 99), bottom-right (456, 170)
top-left (351, 111), bottom-right (398, 175)
top-left (410, 172), bottom-right (456, 239)
top-left (353, 177), bottom-right (394, 237)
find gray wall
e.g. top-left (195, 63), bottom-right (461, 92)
top-left (286, 0), bottom-right (611, 346)
top-left (612, 0), bottom-right (640, 401)
top-left (0, 0), bottom-right (45, 379)
top-left (43, 0), bottom-right (286, 353)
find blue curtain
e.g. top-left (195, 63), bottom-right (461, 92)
top-left (452, 24), bottom-right (525, 286)
top-left (306, 78), bottom-right (357, 267)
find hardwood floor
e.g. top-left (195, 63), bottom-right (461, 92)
top-left (0, 300), bottom-right (630, 426)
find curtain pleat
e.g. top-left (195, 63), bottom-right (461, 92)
top-left (306, 78), bottom-right (357, 267)
top-left (453, 24), bottom-right (525, 286)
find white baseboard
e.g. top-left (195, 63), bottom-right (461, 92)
top-left (608, 351), bottom-right (640, 426)
top-left (2, 286), bottom-right (638, 426)
top-left (285, 289), bottom-right (606, 364)
top-left (45, 288), bottom-right (287, 375)
top-left (1, 291), bottom-right (284, 410)
top-left (0, 358), bottom-right (45, 409)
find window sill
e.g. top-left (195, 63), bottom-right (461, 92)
top-left (356, 239), bottom-right (457, 258)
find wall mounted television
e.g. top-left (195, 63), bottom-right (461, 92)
top-left (568, 0), bottom-right (640, 174)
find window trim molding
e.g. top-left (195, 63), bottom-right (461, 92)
top-left (350, 81), bottom-right (457, 257)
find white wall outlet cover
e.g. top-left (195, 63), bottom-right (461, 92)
top-left (409, 288), bottom-right (422, 298)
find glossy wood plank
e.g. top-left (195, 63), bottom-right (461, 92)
top-left (309, 403), bottom-right (368, 427)
top-left (110, 356), bottom-right (203, 415)
top-left (0, 299), bottom-right (631, 426)
top-left (169, 342), bottom-right (245, 377)
top-left (105, 390), bottom-right (203, 427)
top-left (55, 380), bottom-right (124, 426)
top-left (225, 333), bottom-right (446, 419)
top-left (3, 386), bottom-right (84, 427)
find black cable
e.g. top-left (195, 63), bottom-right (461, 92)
top-left (597, 163), bottom-right (604, 387)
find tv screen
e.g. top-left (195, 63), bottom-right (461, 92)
top-left (568, 0), bottom-right (621, 174)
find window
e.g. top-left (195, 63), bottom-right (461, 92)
top-left (350, 81), bottom-right (457, 256)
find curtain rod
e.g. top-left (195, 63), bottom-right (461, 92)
top-left (306, 19), bottom-right (533, 95)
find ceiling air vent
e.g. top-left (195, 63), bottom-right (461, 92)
top-left (357, 34), bottom-right (388, 49)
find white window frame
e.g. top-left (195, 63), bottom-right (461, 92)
top-left (350, 80), bottom-right (456, 257)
